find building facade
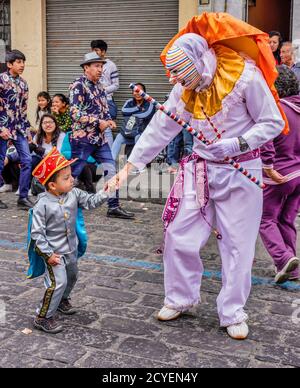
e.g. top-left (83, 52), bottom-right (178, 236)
top-left (3, 0), bottom-right (300, 123)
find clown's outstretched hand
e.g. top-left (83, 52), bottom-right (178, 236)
top-left (105, 162), bottom-right (134, 193)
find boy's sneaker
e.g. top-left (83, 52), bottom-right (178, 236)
top-left (57, 299), bottom-right (77, 315)
top-left (34, 316), bottom-right (63, 334)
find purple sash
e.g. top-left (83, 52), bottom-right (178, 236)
top-left (162, 153), bottom-right (209, 230)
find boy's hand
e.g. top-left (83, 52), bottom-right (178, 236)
top-left (48, 254), bottom-right (61, 267)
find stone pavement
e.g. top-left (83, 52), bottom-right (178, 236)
top-left (0, 192), bottom-right (299, 368)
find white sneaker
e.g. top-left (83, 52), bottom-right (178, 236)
top-left (0, 184), bottom-right (12, 193)
top-left (157, 306), bottom-right (181, 321)
top-left (227, 322), bottom-right (249, 340)
top-left (275, 257), bottom-right (300, 284)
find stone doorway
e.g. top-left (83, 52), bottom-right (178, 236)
top-left (247, 0), bottom-right (293, 40)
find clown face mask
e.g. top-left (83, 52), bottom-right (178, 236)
top-left (166, 46), bottom-right (202, 90)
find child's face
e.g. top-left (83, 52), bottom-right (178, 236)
top-left (38, 97), bottom-right (49, 110)
top-left (41, 117), bottom-right (56, 136)
top-left (49, 166), bottom-right (75, 195)
top-left (7, 59), bottom-right (25, 76)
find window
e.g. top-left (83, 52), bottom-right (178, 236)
top-left (0, 0), bottom-right (10, 49)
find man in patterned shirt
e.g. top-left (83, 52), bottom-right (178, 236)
top-left (69, 52), bottom-right (134, 219)
top-left (0, 50), bottom-right (32, 210)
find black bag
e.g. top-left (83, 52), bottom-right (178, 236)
top-left (31, 177), bottom-right (45, 196)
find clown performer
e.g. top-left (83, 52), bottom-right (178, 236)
top-left (106, 13), bottom-right (288, 340)
top-left (28, 148), bottom-right (108, 334)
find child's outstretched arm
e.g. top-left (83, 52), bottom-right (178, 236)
top-left (74, 188), bottom-right (108, 210)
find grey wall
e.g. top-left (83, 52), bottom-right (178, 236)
top-left (293, 0), bottom-right (300, 40)
top-left (213, 0), bottom-right (246, 20)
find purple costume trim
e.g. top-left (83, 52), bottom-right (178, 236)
top-left (162, 153), bottom-right (209, 230)
top-left (210, 149), bottom-right (260, 164)
top-left (162, 149), bottom-right (261, 231)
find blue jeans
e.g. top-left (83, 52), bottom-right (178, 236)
top-left (183, 131), bottom-right (193, 156)
top-left (111, 133), bottom-right (136, 161)
top-left (71, 140), bottom-right (119, 209)
top-left (108, 99), bottom-right (118, 120)
top-left (0, 133), bottom-right (32, 199)
top-left (32, 154), bottom-right (42, 170)
top-left (167, 131), bottom-right (193, 166)
top-left (167, 133), bottom-right (182, 166)
top-left (104, 128), bottom-right (114, 149)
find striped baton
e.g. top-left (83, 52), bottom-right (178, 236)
top-left (129, 83), bottom-right (265, 190)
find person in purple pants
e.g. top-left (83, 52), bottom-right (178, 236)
top-left (260, 65), bottom-right (300, 284)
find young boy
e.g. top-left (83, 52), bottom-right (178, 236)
top-left (91, 39), bottom-right (119, 125)
top-left (0, 50), bottom-right (32, 210)
top-left (30, 147), bottom-right (108, 334)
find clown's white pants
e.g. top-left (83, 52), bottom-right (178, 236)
top-left (163, 160), bottom-right (263, 327)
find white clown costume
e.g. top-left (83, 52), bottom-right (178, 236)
top-left (125, 20), bottom-right (285, 339)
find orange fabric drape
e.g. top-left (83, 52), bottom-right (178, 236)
top-left (161, 13), bottom-right (289, 134)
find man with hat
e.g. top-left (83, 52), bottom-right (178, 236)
top-left (31, 148), bottom-right (109, 334)
top-left (0, 49), bottom-right (32, 209)
top-left (69, 52), bottom-right (134, 219)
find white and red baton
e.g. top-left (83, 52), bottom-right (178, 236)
top-left (129, 83), bottom-right (265, 190)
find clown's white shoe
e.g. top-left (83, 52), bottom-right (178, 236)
top-left (227, 322), bottom-right (249, 340)
top-left (157, 306), bottom-right (181, 321)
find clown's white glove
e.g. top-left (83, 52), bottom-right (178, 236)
top-left (207, 138), bottom-right (240, 160)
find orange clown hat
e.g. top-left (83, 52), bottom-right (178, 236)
top-left (161, 12), bottom-right (289, 135)
top-left (32, 147), bottom-right (77, 186)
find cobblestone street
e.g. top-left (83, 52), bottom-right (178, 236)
top-left (0, 193), bottom-right (299, 368)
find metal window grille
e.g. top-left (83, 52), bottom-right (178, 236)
top-left (0, 0), bottom-right (10, 49)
